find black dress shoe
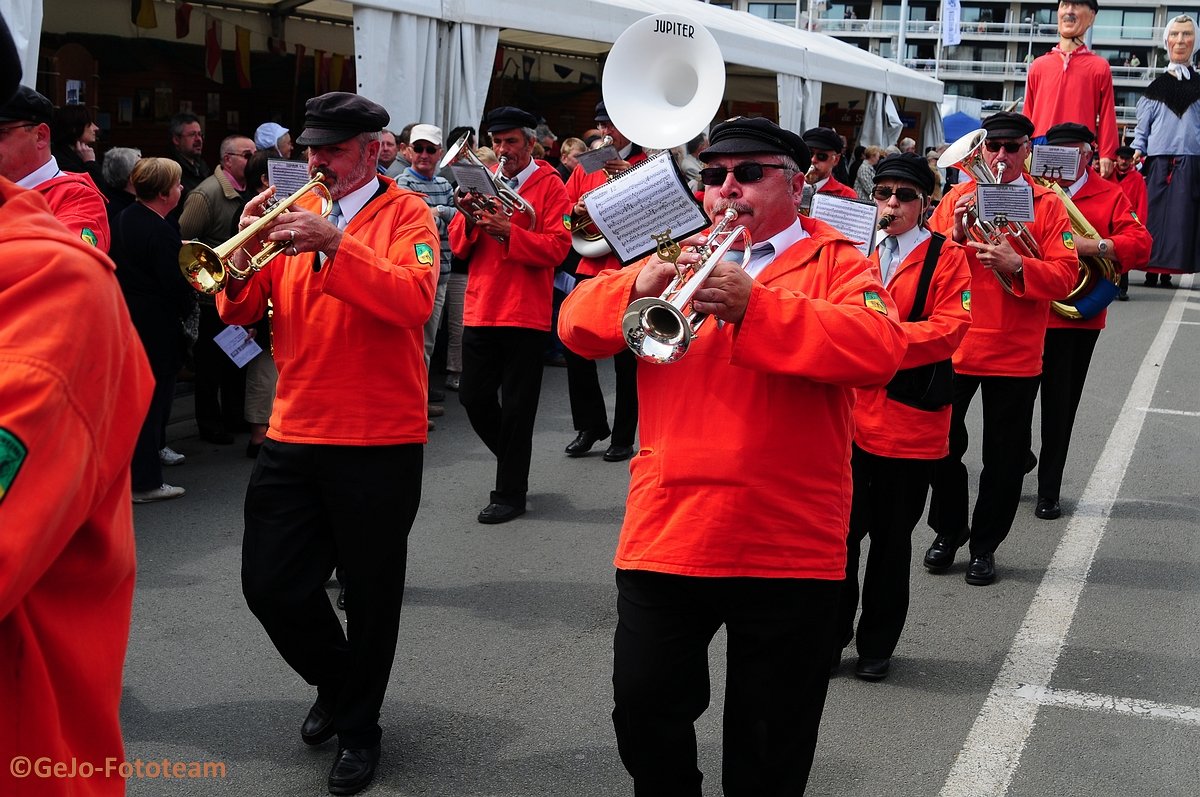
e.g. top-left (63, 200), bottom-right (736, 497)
top-left (1035, 497), bottom-right (1062, 520)
top-left (1160, 275), bottom-right (1174, 288)
top-left (602, 444), bottom-right (635, 462)
top-left (328, 744), bottom-right (381, 795)
top-left (301, 699), bottom-right (336, 746)
top-left (477, 503), bottom-right (525, 524)
top-left (965, 553), bottom-right (997, 586)
top-left (923, 527), bottom-right (969, 572)
top-left (1144, 273), bottom-right (1159, 287)
top-left (1024, 450), bottom-right (1037, 474)
top-left (1117, 290), bottom-right (1129, 301)
top-left (854, 657), bottom-right (891, 681)
top-left (565, 428), bottom-right (610, 457)
top-left (336, 586), bottom-right (346, 610)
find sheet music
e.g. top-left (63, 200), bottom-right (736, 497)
top-left (575, 145), bottom-right (620, 174)
top-left (213, 325), bottom-right (263, 369)
top-left (976, 183), bottom-right (1036, 224)
top-left (450, 163), bottom-right (499, 197)
top-left (809, 194), bottom-right (879, 256)
top-left (582, 151), bottom-right (708, 265)
top-left (1031, 145), bottom-right (1080, 182)
top-left (267, 159), bottom-right (311, 199)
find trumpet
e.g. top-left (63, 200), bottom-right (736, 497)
top-left (439, 131), bottom-right (536, 234)
top-left (621, 209), bottom-right (751, 364)
top-left (571, 136), bottom-right (615, 258)
top-left (179, 173), bottom-right (332, 295)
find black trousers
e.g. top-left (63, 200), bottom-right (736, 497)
top-left (564, 276), bottom-right (639, 446)
top-left (130, 364), bottom-right (177, 491)
top-left (194, 300), bottom-right (247, 434)
top-left (241, 440), bottom-right (423, 749)
top-left (1038, 327), bottom-right (1101, 501)
top-left (612, 570), bottom-right (839, 797)
top-left (837, 445), bottom-right (933, 659)
top-left (929, 373), bottom-right (1040, 555)
top-left (459, 326), bottom-right (547, 508)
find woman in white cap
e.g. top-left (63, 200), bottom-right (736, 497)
top-left (254, 121), bottom-right (293, 159)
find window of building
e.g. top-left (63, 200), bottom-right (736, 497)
top-left (748, 2), bottom-right (796, 23)
top-left (1095, 9), bottom-right (1155, 39)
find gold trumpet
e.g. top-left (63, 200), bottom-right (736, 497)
top-left (571, 135), bottom-right (615, 258)
top-left (179, 173), bottom-right (332, 295)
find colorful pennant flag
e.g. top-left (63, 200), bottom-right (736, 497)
top-left (235, 25), bottom-right (252, 89)
top-left (205, 17), bottom-right (223, 84)
top-left (131, 0), bottom-right (157, 29)
top-left (175, 3), bottom-right (192, 38)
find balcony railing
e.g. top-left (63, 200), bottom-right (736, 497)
top-left (905, 59), bottom-right (1157, 84)
top-left (774, 17), bottom-right (1162, 43)
top-left (973, 100), bottom-right (1136, 126)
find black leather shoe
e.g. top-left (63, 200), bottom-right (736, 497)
top-left (336, 586), bottom-right (346, 610)
top-left (1024, 450), bottom-right (1037, 474)
top-left (301, 699), bottom-right (336, 746)
top-left (477, 503), bottom-right (525, 524)
top-left (1144, 273), bottom-right (1159, 287)
top-left (854, 657), bottom-right (891, 681)
top-left (965, 553), bottom-right (997, 586)
top-left (602, 444), bottom-right (635, 462)
top-left (565, 428), bottom-right (610, 457)
top-left (1117, 290), bottom-right (1129, 302)
top-left (1035, 497), bottom-right (1062, 520)
top-left (923, 527), bottom-right (970, 572)
top-left (328, 744), bottom-right (380, 795)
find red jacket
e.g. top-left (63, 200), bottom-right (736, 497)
top-left (450, 160), bottom-right (572, 330)
top-left (38, 171), bottom-right (110, 252)
top-left (0, 179), bottom-right (153, 797)
top-left (565, 153), bottom-right (647, 277)
top-left (1048, 171), bottom-right (1152, 331)
top-left (1107, 168), bottom-right (1149, 223)
top-left (1025, 45), bottom-right (1119, 162)
top-left (818, 176), bottom-right (858, 199)
top-left (559, 217), bottom-right (907, 579)
top-left (854, 234), bottom-right (972, 459)
top-left (217, 178), bottom-right (437, 445)
top-left (928, 179), bottom-right (1078, 377)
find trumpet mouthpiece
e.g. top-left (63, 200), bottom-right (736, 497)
top-left (878, 214), bottom-right (895, 230)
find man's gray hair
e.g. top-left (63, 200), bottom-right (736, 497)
top-left (102, 147), bottom-right (142, 190)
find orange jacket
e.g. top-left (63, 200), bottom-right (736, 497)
top-left (449, 160), bottom-right (571, 330)
top-left (929, 179), bottom-right (1078, 377)
top-left (559, 217), bottom-right (907, 579)
top-left (854, 234), bottom-right (973, 459)
top-left (564, 153), bottom-right (647, 277)
top-left (217, 179), bottom-right (437, 445)
top-left (38, 171), bottom-right (110, 252)
top-left (818, 176), bottom-right (858, 199)
top-left (1107, 168), bottom-right (1148, 222)
top-left (0, 179), bottom-right (153, 797)
top-left (1048, 170), bottom-right (1153, 331)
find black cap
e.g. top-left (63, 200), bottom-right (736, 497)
top-left (295, 91), bottom-right (389, 147)
top-left (1115, 145), bottom-right (1136, 159)
top-left (1080, 0), bottom-right (1098, 10)
top-left (1, 14), bottom-right (20, 108)
top-left (0, 84), bottom-right (52, 125)
top-left (801, 126), bottom-right (844, 154)
top-left (594, 101), bottom-right (610, 123)
top-left (483, 105), bottom-right (538, 134)
top-left (981, 111), bottom-right (1034, 139)
top-left (873, 152), bottom-right (934, 195)
top-left (1045, 122), bottom-right (1096, 146)
top-left (700, 117), bottom-right (811, 172)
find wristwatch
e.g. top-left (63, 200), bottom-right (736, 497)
top-left (1097, 239), bottom-right (1110, 256)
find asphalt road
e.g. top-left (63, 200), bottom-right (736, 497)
top-left (122, 275), bottom-right (1199, 797)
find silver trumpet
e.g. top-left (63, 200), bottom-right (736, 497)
top-left (621, 209), bottom-right (752, 364)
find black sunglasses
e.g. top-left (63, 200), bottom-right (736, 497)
top-left (811, 151), bottom-right (833, 162)
top-left (873, 186), bottom-right (923, 202)
top-left (984, 140), bottom-right (1025, 153)
top-left (699, 162), bottom-right (788, 186)
top-left (410, 143), bottom-right (439, 154)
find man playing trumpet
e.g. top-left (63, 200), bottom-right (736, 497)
top-left (216, 91), bottom-right (438, 796)
top-left (559, 117), bottom-right (906, 795)
top-left (923, 111), bottom-right (1077, 586)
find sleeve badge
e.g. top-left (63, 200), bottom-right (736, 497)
top-left (0, 428), bottom-right (28, 506)
top-left (414, 243), bottom-right (435, 266)
top-left (863, 291), bottom-right (888, 315)
top-left (80, 228), bottom-right (98, 247)
top-left (962, 290), bottom-right (971, 311)
top-left (1062, 231), bottom-right (1075, 250)
top-left (562, 214), bottom-right (572, 231)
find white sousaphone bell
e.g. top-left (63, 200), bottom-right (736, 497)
top-left (571, 13), bottom-right (726, 259)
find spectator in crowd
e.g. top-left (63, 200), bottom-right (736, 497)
top-left (254, 122), bottom-right (293, 159)
top-left (168, 111), bottom-right (210, 196)
top-left (50, 103), bottom-right (101, 182)
top-left (100, 145), bottom-right (141, 228)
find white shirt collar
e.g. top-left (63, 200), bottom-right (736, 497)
top-left (812, 175), bottom-right (831, 193)
top-left (335, 176), bottom-right (383, 226)
top-left (879, 225), bottom-right (931, 284)
top-left (507, 157), bottom-right (539, 192)
top-left (17, 156), bottom-right (62, 190)
top-left (739, 218), bottom-right (808, 279)
top-left (1065, 170), bottom-right (1088, 197)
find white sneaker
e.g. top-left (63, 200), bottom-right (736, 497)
top-left (159, 446), bottom-right (186, 466)
top-left (132, 484), bottom-right (186, 503)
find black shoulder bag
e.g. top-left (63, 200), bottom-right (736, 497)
top-left (884, 232), bottom-right (956, 411)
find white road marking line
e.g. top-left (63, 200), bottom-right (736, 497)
top-left (1014, 684), bottom-right (1200, 727)
top-left (1139, 407), bottom-right (1200, 417)
top-left (1171, 320), bottom-right (1200, 325)
top-left (938, 275), bottom-right (1195, 797)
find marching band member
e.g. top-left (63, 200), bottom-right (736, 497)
top-left (1107, 145), bottom-right (1148, 300)
top-left (835, 153), bottom-right (972, 681)
top-left (923, 111), bottom-right (1077, 586)
top-left (801, 126), bottom-right (858, 200)
top-left (561, 101), bottom-right (646, 463)
top-left (449, 106), bottom-right (572, 524)
top-left (1033, 123), bottom-right (1151, 520)
top-left (1024, 0), bottom-right (1119, 177)
top-left (217, 91), bottom-right (437, 796)
top-left (559, 117), bottom-right (906, 795)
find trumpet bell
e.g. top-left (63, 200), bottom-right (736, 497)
top-left (602, 14), bottom-right (726, 150)
top-left (180, 241), bottom-right (227, 295)
top-left (937, 129), bottom-right (987, 171)
top-left (622, 296), bottom-right (695, 364)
